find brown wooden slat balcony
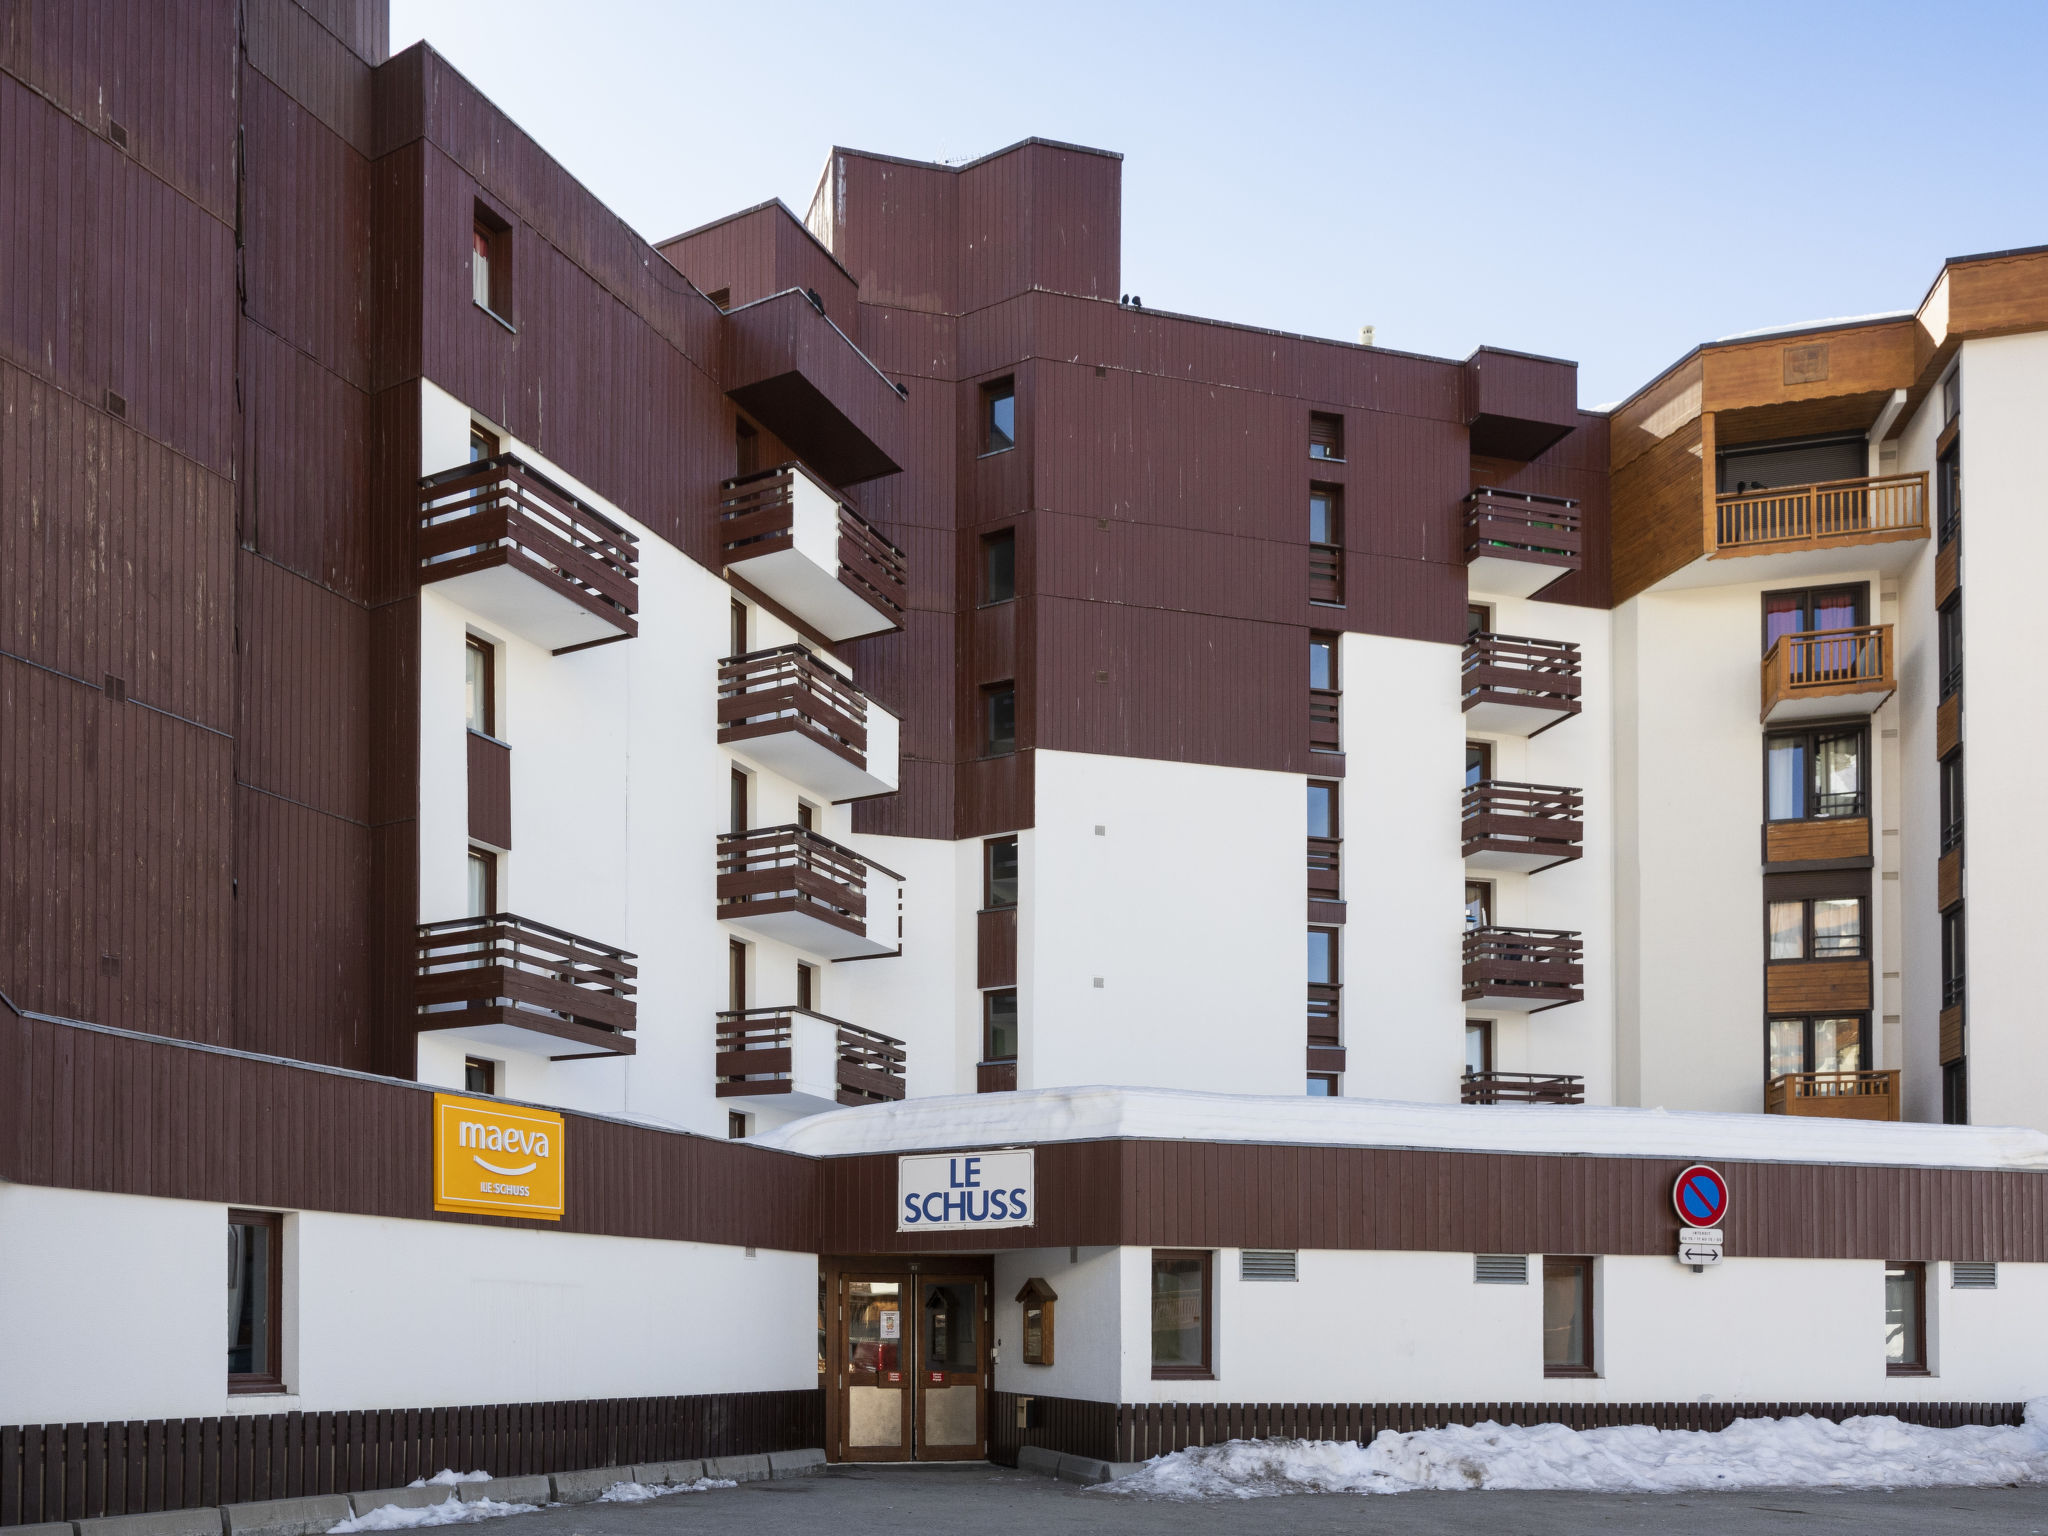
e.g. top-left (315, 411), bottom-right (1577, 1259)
top-left (719, 463), bottom-right (906, 641)
top-left (1462, 780), bottom-right (1583, 873)
top-left (1309, 542), bottom-right (1343, 605)
top-left (716, 1006), bottom-right (906, 1112)
top-left (717, 824), bottom-right (905, 960)
top-left (1760, 624), bottom-right (1894, 724)
top-left (415, 914), bottom-right (637, 1059)
top-left (1310, 687), bottom-right (1341, 754)
top-left (977, 1060), bottom-right (1019, 1094)
top-left (718, 645), bottom-right (897, 801)
top-left (1461, 1070), bottom-right (1585, 1105)
top-left (1461, 632), bottom-right (1581, 735)
top-left (418, 455), bottom-right (639, 652)
top-left (1765, 1068), bottom-right (1900, 1122)
top-left (1462, 488), bottom-right (1582, 598)
top-left (1307, 982), bottom-right (1341, 1047)
top-left (1715, 473), bottom-right (1927, 558)
top-left (1307, 836), bottom-right (1341, 901)
top-left (1463, 925), bottom-right (1583, 1013)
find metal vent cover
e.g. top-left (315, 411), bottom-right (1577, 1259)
top-left (1952, 1261), bottom-right (1998, 1289)
top-left (1474, 1253), bottom-right (1529, 1285)
top-left (1240, 1249), bottom-right (1298, 1282)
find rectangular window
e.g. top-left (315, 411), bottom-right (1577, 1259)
top-left (463, 1056), bottom-right (496, 1095)
top-left (1150, 1250), bottom-right (1213, 1379)
top-left (1937, 441), bottom-right (1962, 548)
top-left (1943, 1060), bottom-right (1969, 1125)
top-left (1942, 368), bottom-right (1962, 425)
top-left (796, 962), bottom-right (816, 1012)
top-left (1464, 880), bottom-right (1493, 929)
top-left (1465, 1019), bottom-right (1494, 1075)
top-left (1306, 780), bottom-right (1338, 840)
top-left (1765, 726), bottom-right (1865, 821)
top-left (1886, 1261), bottom-right (1927, 1373)
top-left (464, 636), bottom-right (495, 737)
top-left (984, 836), bottom-right (1019, 909)
top-left (734, 418), bottom-right (760, 477)
top-left (1465, 741), bottom-right (1492, 789)
top-left (466, 847), bottom-right (496, 918)
top-left (982, 528), bottom-right (1016, 604)
top-left (228, 1211), bottom-right (284, 1392)
top-left (729, 600), bottom-right (748, 659)
top-left (468, 425), bottom-right (498, 463)
top-left (1763, 584), bottom-right (1865, 653)
top-left (982, 378), bottom-right (1016, 455)
top-left (1306, 1072), bottom-right (1338, 1096)
top-left (983, 683), bottom-right (1016, 757)
top-left (1941, 909), bottom-right (1965, 1007)
top-left (727, 1110), bottom-right (748, 1138)
top-left (1938, 597), bottom-right (1963, 701)
top-left (1940, 752), bottom-right (1965, 853)
top-left (983, 988), bottom-right (1018, 1063)
top-left (730, 769), bottom-right (749, 834)
top-left (1309, 635), bottom-right (1337, 693)
top-left (1768, 1015), bottom-right (1864, 1077)
top-left (1467, 604), bottom-right (1492, 638)
top-left (1308, 484), bottom-right (1342, 547)
top-left (1541, 1256), bottom-right (1594, 1377)
top-left (797, 802), bottom-right (816, 832)
top-left (1769, 895), bottom-right (1863, 960)
top-left (1308, 411), bottom-right (1344, 461)
top-left (471, 206), bottom-right (509, 318)
top-left (1307, 928), bottom-right (1337, 987)
top-left (728, 939), bottom-right (747, 1014)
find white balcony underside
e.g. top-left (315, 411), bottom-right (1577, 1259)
top-left (1463, 988), bottom-right (1576, 1014)
top-left (1466, 553), bottom-right (1570, 600)
top-left (730, 546), bottom-right (895, 641)
top-left (426, 560), bottom-right (620, 652)
top-left (1763, 686), bottom-right (1896, 725)
top-left (719, 907), bottom-right (896, 960)
top-left (1464, 844), bottom-right (1572, 874)
top-left (1463, 698), bottom-right (1574, 735)
top-left (1659, 539), bottom-right (1925, 592)
top-left (416, 1017), bottom-right (629, 1060)
top-left (728, 727), bottom-right (896, 802)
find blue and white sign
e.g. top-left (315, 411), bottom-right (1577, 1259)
top-left (897, 1149), bottom-right (1035, 1231)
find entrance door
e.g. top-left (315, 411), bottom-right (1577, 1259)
top-left (835, 1271), bottom-right (987, 1461)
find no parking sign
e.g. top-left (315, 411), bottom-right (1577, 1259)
top-left (1672, 1164), bottom-right (1729, 1226)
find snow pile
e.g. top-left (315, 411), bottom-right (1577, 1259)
top-left (329, 1498), bottom-right (537, 1533)
top-left (1092, 1405), bottom-right (2048, 1499)
top-left (407, 1471), bottom-right (492, 1488)
top-left (596, 1478), bottom-right (736, 1502)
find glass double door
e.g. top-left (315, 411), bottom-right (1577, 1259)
top-left (840, 1273), bottom-right (986, 1461)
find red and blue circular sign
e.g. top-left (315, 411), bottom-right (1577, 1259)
top-left (1672, 1165), bottom-right (1729, 1227)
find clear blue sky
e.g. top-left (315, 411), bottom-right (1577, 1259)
top-left (391, 0), bottom-right (2047, 406)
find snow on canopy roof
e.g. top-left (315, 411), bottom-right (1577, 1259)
top-left (753, 1085), bottom-right (2048, 1173)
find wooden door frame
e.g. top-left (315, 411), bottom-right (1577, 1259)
top-left (822, 1255), bottom-right (993, 1463)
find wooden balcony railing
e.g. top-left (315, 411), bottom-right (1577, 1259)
top-left (718, 463), bottom-right (906, 626)
top-left (1760, 625), bottom-right (1894, 723)
top-left (715, 1006), bottom-right (907, 1107)
top-left (1307, 836), bottom-right (1341, 901)
top-left (1765, 1069), bottom-right (1900, 1121)
top-left (717, 645), bottom-right (869, 770)
top-left (1461, 780), bottom-right (1583, 871)
top-left (1461, 1070), bottom-right (1585, 1106)
top-left (717, 824), bottom-right (893, 939)
top-left (1310, 687), bottom-right (1341, 753)
top-left (1715, 473), bottom-right (1926, 555)
top-left (1309, 542), bottom-right (1343, 605)
top-left (977, 1060), bottom-right (1019, 1094)
top-left (1462, 489), bottom-right (1583, 570)
top-left (1307, 982), bottom-right (1341, 1047)
top-left (1461, 632), bottom-right (1582, 727)
top-left (418, 455), bottom-right (639, 639)
top-left (415, 914), bottom-right (637, 1055)
top-left (1462, 925), bottom-right (1584, 1011)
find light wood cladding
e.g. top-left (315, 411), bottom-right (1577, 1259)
top-left (1938, 846), bottom-right (1963, 912)
top-left (1937, 694), bottom-right (1961, 758)
top-left (1946, 245), bottom-right (2048, 338)
top-left (1941, 1004), bottom-right (1965, 1066)
top-left (1936, 539), bottom-right (1959, 606)
top-left (1713, 391), bottom-right (1898, 449)
top-left (1766, 817), bottom-right (1870, 865)
top-left (1611, 414), bottom-right (1705, 601)
top-left (1782, 343), bottom-right (1830, 386)
top-left (1766, 960), bottom-right (1872, 1014)
top-left (1702, 320), bottom-right (1916, 416)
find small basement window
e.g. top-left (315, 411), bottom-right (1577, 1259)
top-left (1016, 1277), bottom-right (1058, 1365)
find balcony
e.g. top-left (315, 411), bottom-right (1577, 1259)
top-left (415, 914), bottom-right (637, 1059)
top-left (721, 288), bottom-right (905, 487)
top-left (1461, 1070), bottom-right (1585, 1106)
top-left (1714, 473), bottom-right (1927, 560)
top-left (1765, 1069), bottom-right (1900, 1122)
top-left (1462, 781), bottom-right (1583, 873)
top-left (977, 1061), bottom-right (1018, 1094)
top-left (1310, 686), bottom-right (1341, 754)
top-left (718, 646), bottom-right (899, 802)
top-left (1462, 488), bottom-right (1582, 599)
top-left (418, 455), bottom-right (639, 652)
top-left (1760, 625), bottom-right (1894, 724)
top-left (717, 825), bottom-right (904, 960)
top-left (716, 1007), bottom-right (906, 1116)
top-left (1463, 926), bottom-right (1583, 1013)
top-left (1462, 632), bottom-right (1581, 735)
top-left (1307, 836), bottom-right (1341, 901)
top-left (719, 464), bottom-right (906, 641)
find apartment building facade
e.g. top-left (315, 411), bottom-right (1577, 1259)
top-left (6, 0), bottom-right (2048, 1506)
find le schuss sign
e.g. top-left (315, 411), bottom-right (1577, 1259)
top-left (897, 1149), bottom-right (1035, 1231)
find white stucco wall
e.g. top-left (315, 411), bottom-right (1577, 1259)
top-left (991, 1245), bottom-right (1123, 1402)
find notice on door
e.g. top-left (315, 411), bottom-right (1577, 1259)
top-left (898, 1149), bottom-right (1034, 1231)
top-left (433, 1093), bottom-right (566, 1220)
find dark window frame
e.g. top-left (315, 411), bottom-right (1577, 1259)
top-left (1886, 1260), bottom-right (1929, 1375)
top-left (1465, 1018), bottom-right (1495, 1075)
top-left (464, 635), bottom-right (496, 738)
top-left (728, 939), bottom-right (748, 1015)
top-left (796, 962), bottom-right (815, 1012)
top-left (471, 203), bottom-right (512, 324)
top-left (1017, 1280), bottom-right (1057, 1366)
top-left (729, 600), bottom-right (749, 660)
top-left (984, 836), bottom-right (1019, 910)
top-left (982, 681), bottom-right (1017, 758)
top-left (1761, 583), bottom-right (1868, 653)
top-left (727, 1110), bottom-right (748, 1139)
top-left (1307, 411), bottom-right (1345, 462)
top-left (466, 846), bottom-right (497, 918)
top-left (1765, 892), bottom-right (1866, 962)
top-left (227, 1209), bottom-right (285, 1394)
top-left (981, 377), bottom-right (1017, 456)
top-left (1943, 1060), bottom-right (1969, 1125)
top-left (1306, 1072), bottom-right (1339, 1096)
top-left (1541, 1255), bottom-right (1596, 1378)
top-left (1936, 439), bottom-right (1962, 549)
top-left (463, 1056), bottom-right (497, 1096)
top-left (980, 526), bottom-right (1017, 605)
top-left (982, 987), bottom-right (1018, 1064)
top-left (1940, 751), bottom-right (1965, 854)
top-left (1466, 604), bottom-right (1493, 638)
top-left (1763, 722), bottom-right (1868, 823)
top-left (730, 768), bottom-right (749, 835)
top-left (1307, 779), bottom-right (1340, 841)
top-left (1464, 880), bottom-right (1494, 929)
top-left (1941, 908), bottom-right (1965, 1008)
top-left (1149, 1249), bottom-right (1214, 1381)
top-left (1765, 1012), bottom-right (1870, 1078)
top-left (1309, 633), bottom-right (1339, 693)
top-left (1938, 596), bottom-right (1963, 702)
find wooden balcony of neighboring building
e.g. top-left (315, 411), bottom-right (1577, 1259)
top-left (977, 1060), bottom-right (1018, 1093)
top-left (718, 645), bottom-right (899, 802)
top-left (1461, 1070), bottom-right (1585, 1106)
top-left (1310, 687), bottom-right (1341, 754)
top-left (1462, 488), bottom-right (1582, 599)
top-left (1765, 1069), bottom-right (1900, 1121)
top-left (716, 1006), bottom-right (906, 1116)
top-left (1714, 473), bottom-right (1927, 561)
top-left (720, 287), bottom-right (906, 488)
top-left (717, 824), bottom-right (904, 960)
top-left (1307, 836), bottom-right (1341, 901)
top-left (1310, 542), bottom-right (1343, 606)
top-left (1307, 982), bottom-right (1345, 1078)
top-left (418, 455), bottom-right (639, 653)
top-left (719, 463), bottom-right (906, 641)
top-left (1462, 781), bottom-right (1583, 873)
top-left (1760, 625), bottom-right (1894, 724)
top-left (415, 914), bottom-right (637, 1059)
top-left (1461, 632), bottom-right (1582, 735)
top-left (1463, 926), bottom-right (1583, 1013)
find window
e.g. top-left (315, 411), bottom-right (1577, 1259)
top-left (1465, 1019), bottom-right (1494, 1075)
top-left (1767, 1015), bottom-right (1864, 1078)
top-left (1309, 635), bottom-right (1337, 693)
top-left (728, 940), bottom-right (747, 1014)
top-left (1150, 1251), bottom-right (1213, 1379)
top-left (982, 528), bottom-right (1016, 604)
top-left (1308, 484), bottom-right (1342, 547)
top-left (1940, 753), bottom-right (1964, 854)
top-left (1306, 780), bottom-right (1338, 840)
top-left (1016, 1278), bottom-right (1058, 1365)
top-left (468, 425), bottom-right (498, 463)
top-left (1464, 880), bottom-right (1493, 929)
top-left (706, 287), bottom-right (731, 313)
top-left (727, 1110), bottom-right (748, 1139)
top-left (983, 988), bottom-right (1018, 1063)
top-left (1306, 1072), bottom-right (1338, 1096)
top-left (471, 206), bottom-right (509, 318)
top-left (1885, 1261), bottom-right (1928, 1374)
top-left (1765, 726), bottom-right (1865, 821)
top-left (1941, 908), bottom-right (1965, 1008)
top-left (1763, 585), bottom-right (1865, 653)
top-left (1308, 485), bottom-right (1344, 606)
top-left (463, 1056), bottom-right (496, 1095)
top-left (984, 836), bottom-right (1019, 909)
top-left (1937, 439), bottom-right (1962, 548)
top-left (797, 802), bottom-right (816, 833)
top-left (1307, 928), bottom-right (1337, 988)
top-left (729, 600), bottom-right (748, 659)
top-left (464, 636), bottom-right (495, 737)
top-left (796, 963), bottom-right (816, 1012)
top-left (466, 847), bottom-right (496, 917)
top-left (228, 1211), bottom-right (284, 1392)
top-left (1308, 411), bottom-right (1344, 461)
top-left (1309, 635), bottom-right (1340, 751)
top-left (1465, 741), bottom-right (1492, 789)
top-left (1942, 368), bottom-right (1962, 425)
top-left (1938, 597), bottom-right (1963, 701)
top-left (1467, 604), bottom-right (1492, 638)
top-left (1541, 1256), bottom-right (1594, 1377)
top-left (982, 378), bottom-right (1016, 455)
top-left (1943, 1061), bottom-right (1969, 1125)
top-left (983, 683), bottom-right (1016, 756)
top-left (1767, 895), bottom-right (1863, 960)
top-left (730, 769), bottom-right (749, 834)
top-left (734, 418), bottom-right (760, 477)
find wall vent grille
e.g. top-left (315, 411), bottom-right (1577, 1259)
top-left (1953, 1261), bottom-right (1997, 1289)
top-left (1474, 1253), bottom-right (1528, 1285)
top-left (1240, 1249), bottom-right (1298, 1282)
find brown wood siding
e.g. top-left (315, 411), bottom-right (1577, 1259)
top-left (977, 908), bottom-right (1017, 989)
top-left (1610, 414), bottom-right (1706, 603)
top-left (1766, 960), bottom-right (1873, 1014)
top-left (1765, 817), bottom-right (1871, 865)
top-left (0, 1391), bottom-right (821, 1527)
top-left (1936, 538), bottom-right (1959, 607)
top-left (1938, 846), bottom-right (1963, 912)
top-left (1941, 1005), bottom-right (1965, 1066)
top-left (1937, 694), bottom-right (1961, 759)
top-left (466, 733), bottom-right (512, 849)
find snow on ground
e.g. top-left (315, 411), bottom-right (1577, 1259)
top-left (329, 1498), bottom-right (537, 1532)
top-left (596, 1478), bottom-right (736, 1502)
top-left (1091, 1405), bottom-right (2048, 1499)
top-left (407, 1472), bottom-right (492, 1487)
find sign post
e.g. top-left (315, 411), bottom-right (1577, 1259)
top-left (1671, 1165), bottom-right (1728, 1269)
